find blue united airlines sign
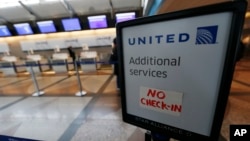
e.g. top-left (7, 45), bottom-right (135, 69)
top-left (127, 25), bottom-right (219, 46)
top-left (128, 33), bottom-right (190, 45)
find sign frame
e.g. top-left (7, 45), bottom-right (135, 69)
top-left (117, 1), bottom-right (247, 141)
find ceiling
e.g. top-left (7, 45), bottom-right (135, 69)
top-left (0, 0), bottom-right (250, 38)
top-left (156, 0), bottom-right (250, 40)
top-left (1, 0), bottom-right (249, 25)
top-left (0, 0), bottom-right (142, 24)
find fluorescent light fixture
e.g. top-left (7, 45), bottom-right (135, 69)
top-left (0, 0), bottom-right (39, 8)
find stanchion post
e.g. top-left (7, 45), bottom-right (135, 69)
top-left (30, 65), bottom-right (44, 96)
top-left (145, 130), bottom-right (152, 141)
top-left (75, 60), bottom-right (87, 96)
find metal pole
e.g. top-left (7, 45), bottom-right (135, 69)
top-left (75, 60), bottom-right (87, 96)
top-left (30, 64), bottom-right (44, 96)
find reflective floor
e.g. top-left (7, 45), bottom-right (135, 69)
top-left (0, 57), bottom-right (249, 141)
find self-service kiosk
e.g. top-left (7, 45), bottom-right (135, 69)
top-left (25, 60), bottom-right (40, 74)
top-left (0, 56), bottom-right (25, 75)
top-left (51, 53), bottom-right (69, 73)
top-left (80, 51), bottom-right (97, 73)
top-left (0, 61), bottom-right (16, 76)
top-left (25, 54), bottom-right (43, 73)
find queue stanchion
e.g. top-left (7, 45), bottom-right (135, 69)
top-left (30, 65), bottom-right (44, 97)
top-left (145, 131), bottom-right (152, 141)
top-left (75, 60), bottom-right (87, 96)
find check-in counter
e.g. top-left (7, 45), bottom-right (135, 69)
top-left (25, 60), bottom-right (41, 74)
top-left (26, 54), bottom-right (50, 72)
top-left (51, 53), bottom-right (69, 73)
top-left (26, 54), bottom-right (42, 73)
top-left (80, 51), bottom-right (97, 73)
top-left (1, 56), bottom-right (26, 73)
top-left (0, 61), bottom-right (16, 76)
top-left (26, 54), bottom-right (41, 61)
top-left (1, 56), bottom-right (17, 62)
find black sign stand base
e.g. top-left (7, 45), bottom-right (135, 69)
top-left (145, 131), bottom-right (151, 141)
top-left (145, 131), bottom-right (170, 141)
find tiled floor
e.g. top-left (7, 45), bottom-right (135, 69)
top-left (0, 57), bottom-right (249, 141)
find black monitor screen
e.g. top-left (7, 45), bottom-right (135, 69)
top-left (0, 25), bottom-right (12, 37)
top-left (88, 15), bottom-right (108, 29)
top-left (61, 18), bottom-right (81, 31)
top-left (116, 12), bottom-right (136, 23)
top-left (37, 20), bottom-right (56, 33)
top-left (14, 23), bottom-right (34, 35)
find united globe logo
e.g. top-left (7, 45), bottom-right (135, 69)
top-left (195, 25), bottom-right (218, 44)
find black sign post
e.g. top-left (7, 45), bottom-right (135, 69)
top-left (117, 1), bottom-right (247, 141)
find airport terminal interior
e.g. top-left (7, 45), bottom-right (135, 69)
top-left (0, 0), bottom-right (250, 141)
top-left (0, 54), bottom-right (250, 141)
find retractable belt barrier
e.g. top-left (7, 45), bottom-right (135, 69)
top-left (0, 61), bottom-right (117, 68)
top-left (0, 60), bottom-right (117, 97)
